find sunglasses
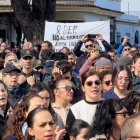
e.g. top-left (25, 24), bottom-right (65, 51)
top-left (103, 80), bottom-right (112, 86)
top-left (85, 44), bottom-right (93, 48)
top-left (57, 85), bottom-right (75, 92)
top-left (85, 80), bottom-right (101, 87)
top-left (123, 48), bottom-right (130, 51)
top-left (115, 111), bottom-right (128, 118)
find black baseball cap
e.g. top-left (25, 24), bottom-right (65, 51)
top-left (20, 49), bottom-right (34, 58)
top-left (3, 63), bottom-right (21, 73)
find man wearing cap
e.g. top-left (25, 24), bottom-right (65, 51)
top-left (18, 49), bottom-right (43, 91)
top-left (3, 63), bottom-right (25, 107)
top-left (33, 59), bottom-right (51, 81)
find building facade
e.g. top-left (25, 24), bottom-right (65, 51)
top-left (0, 0), bottom-right (140, 45)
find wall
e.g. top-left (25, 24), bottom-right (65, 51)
top-left (115, 21), bottom-right (140, 45)
top-left (95, 0), bottom-right (121, 11)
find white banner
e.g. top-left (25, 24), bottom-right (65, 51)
top-left (44, 20), bottom-right (110, 51)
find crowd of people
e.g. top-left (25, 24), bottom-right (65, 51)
top-left (0, 34), bottom-right (140, 140)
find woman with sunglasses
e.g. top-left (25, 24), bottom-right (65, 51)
top-left (100, 70), bottom-right (113, 93)
top-left (66, 70), bottom-right (102, 126)
top-left (88, 99), bottom-right (128, 140)
top-left (102, 65), bottom-right (132, 100)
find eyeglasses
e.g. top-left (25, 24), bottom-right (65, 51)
top-left (85, 80), bottom-right (101, 87)
top-left (123, 48), bottom-right (130, 51)
top-left (103, 80), bottom-right (112, 86)
top-left (117, 77), bottom-right (130, 82)
top-left (115, 111), bottom-right (128, 117)
top-left (85, 44), bottom-right (93, 48)
top-left (130, 136), bottom-right (140, 139)
top-left (57, 85), bottom-right (75, 92)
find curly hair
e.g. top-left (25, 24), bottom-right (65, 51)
top-left (4, 94), bottom-right (42, 140)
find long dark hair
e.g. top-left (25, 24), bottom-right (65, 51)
top-left (124, 90), bottom-right (140, 115)
top-left (68, 119), bottom-right (90, 139)
top-left (4, 94), bottom-right (42, 140)
top-left (88, 99), bottom-right (125, 139)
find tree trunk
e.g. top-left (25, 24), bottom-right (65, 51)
top-left (11, 0), bottom-right (56, 45)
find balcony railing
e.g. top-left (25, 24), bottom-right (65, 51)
top-left (56, 0), bottom-right (95, 5)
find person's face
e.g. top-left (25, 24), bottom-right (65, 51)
top-left (28, 110), bottom-right (56, 140)
top-left (3, 71), bottom-right (20, 88)
top-left (26, 97), bottom-right (45, 117)
top-left (84, 41), bottom-right (94, 53)
top-left (115, 70), bottom-right (130, 91)
top-left (68, 54), bottom-right (76, 65)
top-left (60, 48), bottom-right (69, 54)
top-left (102, 74), bottom-right (113, 92)
top-left (1, 43), bottom-right (7, 50)
top-left (35, 66), bottom-right (45, 74)
top-left (133, 58), bottom-right (140, 72)
top-left (122, 46), bottom-right (131, 56)
top-left (82, 75), bottom-right (102, 102)
top-left (38, 90), bottom-right (50, 108)
top-left (108, 51), bottom-right (115, 60)
top-left (114, 108), bottom-right (128, 129)
top-left (63, 72), bottom-right (72, 81)
top-left (33, 46), bottom-right (39, 52)
top-left (21, 56), bottom-right (33, 69)
top-left (56, 80), bottom-right (73, 103)
top-left (41, 43), bottom-right (49, 50)
top-left (76, 128), bottom-right (89, 140)
top-left (0, 83), bottom-right (8, 109)
top-left (5, 55), bottom-right (17, 67)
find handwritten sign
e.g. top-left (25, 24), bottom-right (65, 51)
top-left (44, 20), bottom-right (110, 51)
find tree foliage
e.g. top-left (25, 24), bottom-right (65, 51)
top-left (11, 0), bottom-right (56, 44)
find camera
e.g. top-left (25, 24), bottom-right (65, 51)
top-left (88, 34), bottom-right (97, 38)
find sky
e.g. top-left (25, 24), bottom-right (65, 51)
top-left (121, 0), bottom-right (140, 18)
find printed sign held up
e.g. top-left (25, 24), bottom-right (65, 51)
top-left (44, 20), bottom-right (110, 51)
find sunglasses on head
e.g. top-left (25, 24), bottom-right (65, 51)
top-left (103, 80), bottom-right (112, 86)
top-left (57, 85), bottom-right (75, 92)
top-left (86, 80), bottom-right (101, 87)
top-left (85, 44), bottom-right (93, 48)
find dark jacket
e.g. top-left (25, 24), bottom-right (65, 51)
top-left (20, 70), bottom-right (43, 92)
top-left (132, 72), bottom-right (140, 92)
top-left (73, 40), bottom-right (112, 70)
top-left (8, 85), bottom-right (26, 108)
top-left (102, 88), bottom-right (120, 100)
